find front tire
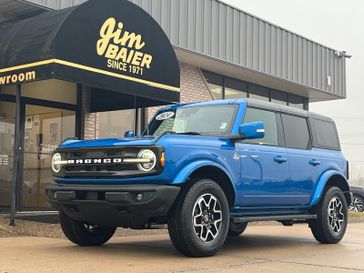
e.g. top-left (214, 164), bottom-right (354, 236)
top-left (168, 179), bottom-right (230, 257)
top-left (60, 211), bottom-right (116, 246)
top-left (310, 186), bottom-right (348, 244)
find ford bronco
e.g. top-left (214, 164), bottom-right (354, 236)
top-left (46, 99), bottom-right (351, 257)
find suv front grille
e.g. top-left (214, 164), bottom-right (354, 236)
top-left (55, 146), bottom-right (163, 178)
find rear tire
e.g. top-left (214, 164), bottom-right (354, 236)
top-left (310, 186), bottom-right (348, 244)
top-left (60, 211), bottom-right (116, 246)
top-left (168, 179), bottom-right (229, 257)
top-left (228, 222), bottom-right (248, 237)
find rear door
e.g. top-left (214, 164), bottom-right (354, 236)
top-left (281, 114), bottom-right (322, 206)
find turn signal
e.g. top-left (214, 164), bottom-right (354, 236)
top-left (160, 152), bottom-right (165, 167)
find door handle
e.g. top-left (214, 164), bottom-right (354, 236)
top-left (309, 159), bottom-right (321, 166)
top-left (274, 156), bottom-right (287, 164)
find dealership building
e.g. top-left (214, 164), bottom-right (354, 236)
top-left (0, 0), bottom-right (348, 213)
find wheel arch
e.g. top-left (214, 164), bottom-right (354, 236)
top-left (172, 161), bottom-right (236, 207)
top-left (311, 170), bottom-right (351, 207)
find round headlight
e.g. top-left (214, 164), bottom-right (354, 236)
top-left (51, 153), bottom-right (62, 173)
top-left (137, 149), bottom-right (156, 172)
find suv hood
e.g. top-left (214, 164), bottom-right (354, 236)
top-left (58, 137), bottom-right (154, 149)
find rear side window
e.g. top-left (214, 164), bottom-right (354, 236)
top-left (281, 114), bottom-right (311, 149)
top-left (243, 107), bottom-right (278, 146)
top-left (313, 119), bottom-right (340, 150)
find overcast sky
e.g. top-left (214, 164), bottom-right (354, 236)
top-left (224, 0), bottom-right (364, 179)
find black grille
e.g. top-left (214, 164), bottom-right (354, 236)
top-left (55, 146), bottom-right (163, 178)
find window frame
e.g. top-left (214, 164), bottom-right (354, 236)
top-left (240, 106), bottom-right (285, 147)
top-left (310, 117), bottom-right (341, 151)
top-left (281, 113), bottom-right (313, 150)
top-left (144, 104), bottom-right (239, 137)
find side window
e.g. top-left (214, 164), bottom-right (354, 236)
top-left (313, 119), bottom-right (340, 150)
top-left (281, 114), bottom-right (311, 149)
top-left (243, 107), bottom-right (278, 146)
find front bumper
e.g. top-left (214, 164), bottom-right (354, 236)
top-left (45, 184), bottom-right (180, 228)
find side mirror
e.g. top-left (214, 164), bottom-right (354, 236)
top-left (124, 130), bottom-right (135, 138)
top-left (239, 121), bottom-right (265, 139)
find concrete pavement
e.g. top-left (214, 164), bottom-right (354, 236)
top-left (0, 223), bottom-right (363, 273)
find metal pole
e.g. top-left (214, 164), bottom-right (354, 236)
top-left (10, 84), bottom-right (22, 226)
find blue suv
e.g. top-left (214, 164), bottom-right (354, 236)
top-left (46, 99), bottom-right (351, 257)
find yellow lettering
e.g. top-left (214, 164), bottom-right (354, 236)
top-left (0, 71), bottom-right (36, 85)
top-left (105, 44), bottom-right (119, 59)
top-left (97, 17), bottom-right (116, 56)
top-left (118, 31), bottom-right (145, 50)
top-left (131, 51), bottom-right (143, 66)
top-left (126, 50), bottom-right (135, 63)
top-left (107, 59), bottom-right (113, 68)
top-left (97, 17), bottom-right (146, 56)
top-left (140, 54), bottom-right (153, 69)
top-left (115, 47), bottom-right (128, 62)
top-left (18, 73), bottom-right (25, 81)
top-left (25, 71), bottom-right (35, 81)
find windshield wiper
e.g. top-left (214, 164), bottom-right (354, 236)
top-left (177, 132), bottom-right (202, 135)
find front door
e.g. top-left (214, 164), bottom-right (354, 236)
top-left (236, 107), bottom-right (290, 207)
top-left (22, 104), bottom-right (75, 209)
top-left (0, 101), bottom-right (16, 209)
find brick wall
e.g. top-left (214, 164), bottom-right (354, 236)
top-left (82, 86), bottom-right (99, 140)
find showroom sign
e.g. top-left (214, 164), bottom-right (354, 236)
top-left (0, 71), bottom-right (36, 86)
top-left (0, 0), bottom-right (180, 105)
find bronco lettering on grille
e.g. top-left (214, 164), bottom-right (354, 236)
top-left (67, 158), bottom-right (123, 164)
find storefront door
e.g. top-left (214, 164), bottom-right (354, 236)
top-left (22, 104), bottom-right (75, 209)
top-left (0, 101), bottom-right (15, 209)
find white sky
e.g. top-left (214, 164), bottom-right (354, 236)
top-left (224, 0), bottom-right (364, 178)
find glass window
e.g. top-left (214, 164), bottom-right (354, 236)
top-left (282, 114), bottom-right (311, 149)
top-left (224, 78), bottom-right (248, 99)
top-left (249, 84), bottom-right (269, 101)
top-left (271, 90), bottom-right (288, 105)
top-left (313, 119), bottom-right (340, 150)
top-left (0, 101), bottom-right (15, 208)
top-left (243, 107), bottom-right (278, 146)
top-left (202, 70), bottom-right (223, 100)
top-left (98, 110), bottom-right (136, 138)
top-left (145, 105), bottom-right (237, 136)
top-left (22, 104), bottom-right (76, 209)
top-left (288, 95), bottom-right (304, 109)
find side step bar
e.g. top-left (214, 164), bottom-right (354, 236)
top-left (233, 214), bottom-right (317, 223)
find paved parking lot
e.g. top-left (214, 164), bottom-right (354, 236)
top-left (0, 223), bottom-right (363, 273)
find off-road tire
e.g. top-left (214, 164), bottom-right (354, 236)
top-left (168, 179), bottom-right (230, 257)
top-left (60, 211), bottom-right (116, 246)
top-left (310, 186), bottom-right (348, 244)
top-left (228, 222), bottom-right (248, 237)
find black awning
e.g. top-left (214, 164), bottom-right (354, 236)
top-left (0, 0), bottom-right (180, 108)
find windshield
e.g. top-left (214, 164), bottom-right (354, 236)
top-left (144, 104), bottom-right (237, 136)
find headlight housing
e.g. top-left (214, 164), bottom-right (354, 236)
top-left (51, 153), bottom-right (62, 173)
top-left (137, 149), bottom-right (156, 172)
